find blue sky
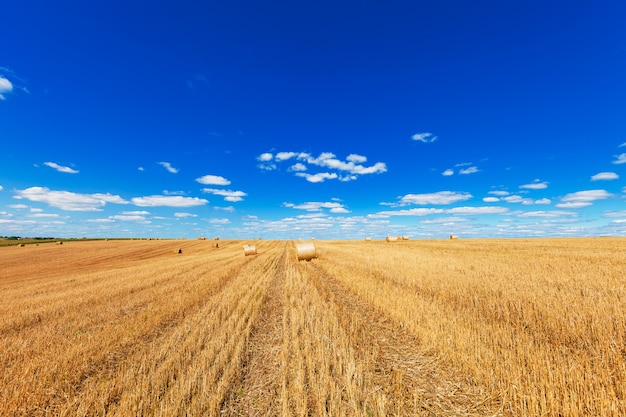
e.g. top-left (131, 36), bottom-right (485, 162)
top-left (1, 0), bottom-right (625, 239)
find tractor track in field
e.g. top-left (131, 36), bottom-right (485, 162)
top-left (306, 262), bottom-right (500, 416)
top-left (221, 243), bottom-right (288, 416)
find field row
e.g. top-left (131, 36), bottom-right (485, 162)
top-left (1, 238), bottom-right (625, 416)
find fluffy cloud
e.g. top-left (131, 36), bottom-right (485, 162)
top-left (442, 169), bottom-right (454, 177)
top-left (195, 175), bottom-right (231, 185)
top-left (110, 214), bottom-right (147, 221)
top-left (284, 201), bottom-right (349, 213)
top-left (399, 191), bottom-right (473, 205)
top-left (516, 211), bottom-right (577, 218)
top-left (174, 212), bottom-right (197, 218)
top-left (14, 187), bottom-right (127, 211)
top-left (520, 180), bottom-right (548, 190)
top-left (44, 162), bottom-right (79, 174)
top-left (483, 197), bottom-right (500, 203)
top-left (591, 172), bottom-right (619, 181)
top-left (371, 205), bottom-right (508, 218)
top-left (258, 151), bottom-right (386, 182)
top-left (412, 132), bottom-right (437, 143)
top-left (202, 188), bottom-right (247, 202)
top-left (0, 76), bottom-right (13, 100)
top-left (131, 195), bottom-right (208, 207)
top-left (556, 189), bottom-right (613, 209)
top-left (0, 185), bottom-right (3, 191)
top-left (613, 153), bottom-right (626, 164)
top-left (295, 172), bottom-right (339, 183)
top-left (458, 166), bottom-right (479, 175)
top-left (158, 162), bottom-right (179, 174)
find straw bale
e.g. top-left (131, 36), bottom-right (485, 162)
top-left (243, 245), bottom-right (257, 256)
top-left (450, 234), bottom-right (458, 240)
top-left (386, 236), bottom-right (399, 242)
top-left (296, 242), bottom-right (316, 261)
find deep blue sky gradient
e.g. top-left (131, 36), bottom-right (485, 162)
top-left (1, 1), bottom-right (625, 238)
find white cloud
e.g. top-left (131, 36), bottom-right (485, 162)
top-left (613, 153), bottom-right (626, 164)
top-left (591, 172), bottom-right (619, 181)
top-left (202, 188), bottom-right (247, 202)
top-left (174, 212), bottom-right (197, 218)
top-left (620, 142), bottom-right (626, 147)
top-left (14, 187), bottom-right (127, 211)
top-left (295, 172), bottom-right (338, 183)
top-left (122, 210), bottom-right (150, 215)
top-left (208, 218), bottom-right (230, 225)
top-left (138, 166), bottom-right (145, 171)
top-left (535, 198), bottom-right (551, 205)
top-left (483, 197), bottom-right (500, 203)
top-left (447, 206), bottom-right (509, 215)
top-left (603, 210), bottom-right (626, 218)
top-left (261, 151), bottom-right (386, 181)
top-left (131, 195), bottom-right (208, 207)
top-left (489, 190), bottom-right (510, 196)
top-left (195, 175), bottom-right (231, 185)
top-left (284, 201), bottom-right (349, 213)
top-left (8, 204), bottom-right (28, 209)
top-left (370, 208), bottom-right (445, 218)
top-left (459, 166), bottom-right (479, 175)
top-left (556, 189), bottom-right (613, 208)
top-left (158, 162), bottom-right (179, 174)
top-left (516, 211), bottom-right (577, 218)
top-left (110, 215), bottom-right (147, 221)
top-left (0, 76), bottom-right (13, 100)
top-left (289, 163), bottom-right (307, 172)
top-left (347, 154), bottom-right (367, 163)
top-left (44, 162), bottom-right (79, 174)
top-left (399, 191), bottom-right (473, 205)
top-left (412, 132), bottom-right (437, 143)
top-left (275, 152), bottom-right (297, 161)
top-left (520, 180), bottom-right (548, 190)
top-left (442, 169), bottom-right (454, 176)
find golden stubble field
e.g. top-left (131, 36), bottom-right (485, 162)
top-left (1, 238), bottom-right (625, 416)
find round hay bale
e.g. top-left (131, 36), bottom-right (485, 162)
top-left (19, 243), bottom-right (26, 247)
top-left (56, 241), bottom-right (63, 245)
top-left (385, 236), bottom-right (398, 242)
top-left (214, 237), bottom-right (220, 241)
top-left (450, 234), bottom-right (458, 240)
top-left (365, 237), bottom-right (372, 241)
top-left (402, 236), bottom-right (409, 240)
top-left (177, 249), bottom-right (182, 254)
top-left (243, 244), bottom-right (257, 256)
top-left (296, 242), bottom-right (316, 261)
top-left (212, 242), bottom-right (219, 248)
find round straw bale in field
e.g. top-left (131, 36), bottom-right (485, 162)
top-left (450, 234), bottom-right (458, 240)
top-left (56, 241), bottom-right (63, 245)
top-left (365, 237), bottom-right (372, 241)
top-left (243, 244), bottom-right (257, 256)
top-left (296, 242), bottom-right (316, 261)
top-left (214, 237), bottom-right (220, 241)
top-left (212, 242), bottom-right (219, 248)
top-left (402, 236), bottom-right (409, 240)
top-left (19, 243), bottom-right (26, 247)
top-left (177, 249), bottom-right (182, 254)
top-left (386, 236), bottom-right (398, 242)
top-left (198, 237), bottom-right (206, 240)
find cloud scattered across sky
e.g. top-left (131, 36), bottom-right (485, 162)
top-left (284, 201), bottom-right (350, 214)
top-left (158, 162), bottom-right (179, 174)
top-left (412, 132), bottom-right (437, 143)
top-left (201, 188), bottom-right (247, 202)
top-left (520, 180), bottom-right (549, 190)
top-left (442, 162), bottom-right (479, 176)
top-left (398, 191), bottom-right (473, 205)
top-left (611, 153), bottom-right (626, 164)
top-left (14, 187), bottom-right (127, 211)
top-left (257, 151), bottom-right (386, 182)
top-left (196, 175), bottom-right (231, 185)
top-left (591, 172), bottom-right (619, 181)
top-left (556, 189), bottom-right (613, 209)
top-left (131, 195), bottom-right (208, 207)
top-left (44, 162), bottom-right (79, 174)
top-left (0, 76), bottom-right (13, 100)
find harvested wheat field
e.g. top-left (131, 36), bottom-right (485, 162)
top-left (1, 238), bottom-right (625, 416)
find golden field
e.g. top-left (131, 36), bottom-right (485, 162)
top-left (1, 238), bottom-right (625, 416)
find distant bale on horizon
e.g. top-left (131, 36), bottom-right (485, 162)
top-left (450, 234), bottom-right (459, 240)
top-left (386, 236), bottom-right (399, 242)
